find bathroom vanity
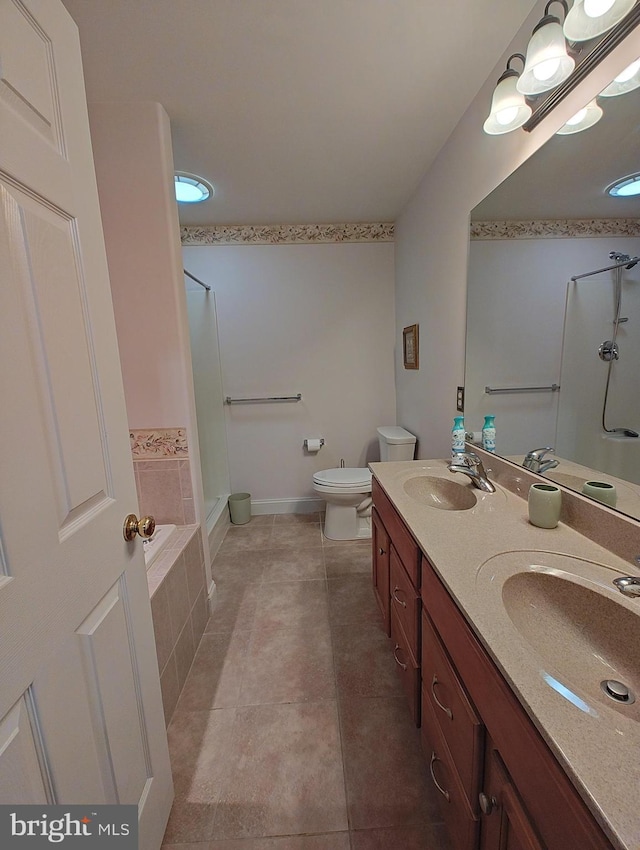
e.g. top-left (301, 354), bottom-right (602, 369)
top-left (370, 457), bottom-right (640, 850)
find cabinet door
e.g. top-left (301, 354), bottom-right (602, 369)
top-left (479, 740), bottom-right (545, 850)
top-left (372, 508), bottom-right (391, 636)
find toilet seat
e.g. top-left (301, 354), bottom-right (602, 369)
top-left (313, 467), bottom-right (372, 493)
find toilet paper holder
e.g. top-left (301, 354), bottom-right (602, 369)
top-left (303, 438), bottom-right (325, 451)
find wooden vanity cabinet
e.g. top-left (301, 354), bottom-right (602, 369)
top-left (371, 479), bottom-right (420, 587)
top-left (371, 508), bottom-right (390, 636)
top-left (421, 555), bottom-right (615, 850)
top-left (371, 478), bottom-right (421, 724)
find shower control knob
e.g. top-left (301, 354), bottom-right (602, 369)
top-left (123, 513), bottom-right (156, 541)
top-left (598, 340), bottom-right (619, 362)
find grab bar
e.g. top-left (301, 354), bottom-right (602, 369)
top-left (225, 393), bottom-right (302, 405)
top-left (485, 384), bottom-right (560, 395)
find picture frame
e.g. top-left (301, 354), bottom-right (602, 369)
top-left (403, 324), bottom-right (419, 370)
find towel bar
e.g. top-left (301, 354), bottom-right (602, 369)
top-left (484, 384), bottom-right (560, 395)
top-left (225, 393), bottom-right (302, 404)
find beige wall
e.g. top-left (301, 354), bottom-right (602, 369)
top-left (183, 241), bottom-right (396, 510)
top-left (394, 1), bottom-right (640, 459)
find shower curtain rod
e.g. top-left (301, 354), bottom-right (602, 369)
top-left (571, 257), bottom-right (639, 282)
top-left (183, 269), bottom-right (211, 291)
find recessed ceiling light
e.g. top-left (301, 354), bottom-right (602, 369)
top-left (607, 173), bottom-right (640, 197)
top-left (174, 172), bottom-right (214, 204)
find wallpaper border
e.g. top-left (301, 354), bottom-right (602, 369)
top-left (181, 222), bottom-right (395, 245)
top-left (130, 428), bottom-right (189, 459)
top-left (470, 219), bottom-right (640, 240)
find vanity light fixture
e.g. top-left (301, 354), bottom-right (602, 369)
top-left (556, 97), bottom-right (603, 132)
top-left (563, 0), bottom-right (636, 42)
top-left (174, 172), bottom-right (214, 204)
top-left (607, 172), bottom-right (640, 196)
top-left (483, 54), bottom-right (533, 135)
top-left (517, 1), bottom-right (575, 96)
top-left (599, 56), bottom-right (640, 95)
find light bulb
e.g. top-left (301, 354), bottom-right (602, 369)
top-left (615, 58), bottom-right (640, 83)
top-left (566, 107), bottom-right (588, 125)
top-left (496, 106), bottom-right (519, 126)
top-left (533, 58), bottom-right (561, 81)
top-left (583, 0), bottom-right (616, 17)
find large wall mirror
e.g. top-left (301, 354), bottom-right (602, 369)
top-left (465, 56), bottom-right (640, 520)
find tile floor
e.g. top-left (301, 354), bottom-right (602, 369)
top-left (162, 513), bottom-right (449, 850)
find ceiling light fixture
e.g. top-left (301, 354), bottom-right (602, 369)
top-left (483, 54), bottom-right (533, 134)
top-left (563, 0), bottom-right (636, 42)
top-left (517, 1), bottom-right (575, 96)
top-left (174, 172), bottom-right (214, 204)
top-left (599, 56), bottom-right (640, 95)
top-left (555, 97), bottom-right (603, 133)
top-left (607, 172), bottom-right (640, 196)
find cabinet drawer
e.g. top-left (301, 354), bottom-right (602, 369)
top-left (390, 548), bottom-right (420, 664)
top-left (422, 610), bottom-right (483, 813)
top-left (390, 606), bottom-right (420, 727)
top-left (372, 478), bottom-right (420, 587)
top-left (421, 691), bottom-right (478, 850)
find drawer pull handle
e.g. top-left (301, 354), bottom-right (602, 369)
top-left (431, 674), bottom-right (453, 720)
top-left (379, 547), bottom-right (385, 556)
top-left (393, 644), bottom-right (407, 671)
top-left (429, 752), bottom-right (450, 802)
top-left (392, 586), bottom-right (407, 607)
top-left (479, 792), bottom-right (498, 815)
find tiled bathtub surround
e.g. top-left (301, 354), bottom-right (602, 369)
top-left (130, 428), bottom-right (195, 525)
top-left (149, 525), bottom-right (209, 726)
top-left (134, 459), bottom-right (195, 525)
top-left (161, 514), bottom-right (449, 849)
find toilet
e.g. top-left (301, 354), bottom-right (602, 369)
top-left (313, 426), bottom-right (416, 541)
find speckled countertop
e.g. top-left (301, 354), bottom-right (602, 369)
top-left (370, 458), bottom-right (640, 850)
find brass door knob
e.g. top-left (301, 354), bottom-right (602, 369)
top-left (123, 513), bottom-right (156, 542)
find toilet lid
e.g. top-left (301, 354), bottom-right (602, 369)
top-left (313, 468), bottom-right (372, 487)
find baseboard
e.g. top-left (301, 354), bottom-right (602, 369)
top-left (251, 497), bottom-right (325, 515)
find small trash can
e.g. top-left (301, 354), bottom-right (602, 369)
top-left (229, 492), bottom-right (251, 525)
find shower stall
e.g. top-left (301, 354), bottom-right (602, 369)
top-left (556, 252), bottom-right (640, 484)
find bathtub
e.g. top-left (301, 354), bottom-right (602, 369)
top-left (143, 524), bottom-right (177, 568)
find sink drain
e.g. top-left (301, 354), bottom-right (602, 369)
top-left (600, 680), bottom-right (635, 704)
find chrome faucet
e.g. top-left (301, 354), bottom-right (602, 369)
top-left (448, 451), bottom-right (496, 492)
top-left (613, 576), bottom-right (640, 598)
top-left (523, 447), bottom-right (559, 474)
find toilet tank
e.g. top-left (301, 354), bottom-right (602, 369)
top-left (377, 426), bottom-right (417, 462)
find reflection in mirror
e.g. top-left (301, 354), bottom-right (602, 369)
top-left (465, 66), bottom-right (640, 520)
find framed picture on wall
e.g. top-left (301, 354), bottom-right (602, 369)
top-left (403, 324), bottom-right (419, 369)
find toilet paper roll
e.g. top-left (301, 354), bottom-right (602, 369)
top-left (305, 438), bottom-right (323, 453)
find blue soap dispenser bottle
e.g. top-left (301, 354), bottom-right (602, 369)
top-left (482, 415), bottom-right (496, 453)
top-left (451, 416), bottom-right (465, 456)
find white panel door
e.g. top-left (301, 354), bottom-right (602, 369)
top-left (0, 2), bottom-right (173, 848)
